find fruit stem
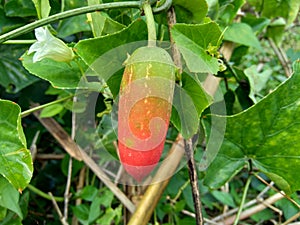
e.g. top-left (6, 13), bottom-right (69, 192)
top-left (142, 1), bottom-right (157, 47)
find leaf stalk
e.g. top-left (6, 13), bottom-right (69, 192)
top-left (233, 175), bottom-right (252, 225)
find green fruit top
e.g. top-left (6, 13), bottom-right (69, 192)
top-left (125, 46), bottom-right (175, 67)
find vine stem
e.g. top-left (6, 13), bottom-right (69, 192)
top-left (142, 1), bottom-right (157, 47)
top-left (233, 175), bottom-right (252, 225)
top-left (3, 40), bottom-right (36, 44)
top-left (21, 95), bottom-right (74, 118)
top-left (27, 184), bottom-right (64, 202)
top-left (0, 1), bottom-right (142, 44)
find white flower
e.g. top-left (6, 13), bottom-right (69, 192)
top-left (28, 27), bottom-right (74, 63)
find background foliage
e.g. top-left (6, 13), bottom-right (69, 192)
top-left (0, 0), bottom-right (299, 224)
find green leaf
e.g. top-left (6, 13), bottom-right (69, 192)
top-left (171, 73), bottom-right (213, 139)
top-left (88, 196), bottom-right (102, 223)
top-left (0, 45), bottom-right (39, 93)
top-left (75, 19), bottom-right (147, 66)
top-left (0, 7), bottom-right (25, 34)
top-left (72, 204), bottom-right (89, 225)
top-left (266, 18), bottom-right (286, 45)
top-left (275, 196), bottom-right (299, 220)
top-left (0, 206), bottom-right (7, 220)
top-left (244, 65), bottom-right (272, 103)
top-left (39, 103), bottom-right (64, 118)
top-left (241, 15), bottom-right (270, 34)
top-left (100, 15), bottom-right (126, 35)
top-left (0, 214), bottom-right (22, 225)
top-left (207, 0), bottom-right (219, 20)
top-left (0, 100), bottom-right (33, 191)
top-left (21, 53), bottom-right (86, 89)
top-left (261, 0), bottom-right (300, 25)
top-left (57, 15), bottom-right (91, 38)
top-left (171, 22), bottom-right (222, 74)
top-left (87, 0), bottom-right (103, 37)
top-left (87, 0), bottom-right (125, 37)
top-left (182, 73), bottom-right (213, 115)
top-left (96, 114), bottom-right (118, 159)
top-left (217, 0), bottom-right (245, 25)
top-left (173, 0), bottom-right (208, 24)
top-left (77, 186), bottom-right (98, 201)
top-left (211, 190), bottom-right (236, 208)
top-left (172, 22), bottom-right (222, 50)
top-left (204, 60), bottom-right (300, 194)
top-left (61, 154), bottom-right (84, 177)
top-left (179, 217), bottom-right (196, 225)
top-left (97, 207), bottom-right (118, 225)
top-left (0, 176), bottom-right (23, 219)
top-left (32, 0), bottom-right (51, 19)
top-left (224, 22), bottom-right (262, 50)
top-left (250, 208), bottom-right (275, 222)
top-left (171, 86), bottom-right (199, 139)
top-left (75, 19), bottom-right (148, 95)
top-left (4, 0), bottom-right (36, 17)
top-left (99, 189), bottom-right (114, 208)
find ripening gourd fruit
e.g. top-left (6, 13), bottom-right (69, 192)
top-left (118, 46), bottom-right (175, 181)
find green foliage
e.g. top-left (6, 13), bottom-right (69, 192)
top-left (224, 22), bottom-right (262, 50)
top-left (0, 176), bottom-right (23, 219)
top-left (204, 61), bottom-right (300, 194)
top-left (4, 0), bottom-right (36, 17)
top-left (0, 0), bottom-right (299, 224)
top-left (0, 100), bottom-right (33, 191)
top-left (0, 45), bottom-right (38, 93)
top-left (244, 65), bottom-right (272, 103)
top-left (171, 22), bottom-right (222, 74)
top-left (21, 53), bottom-right (85, 89)
top-left (73, 187), bottom-right (121, 225)
top-left (173, 0), bottom-right (208, 24)
top-left (171, 72), bottom-right (213, 139)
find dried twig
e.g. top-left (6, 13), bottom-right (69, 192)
top-left (268, 38), bottom-right (292, 77)
top-left (210, 182), bottom-right (273, 223)
top-left (181, 210), bottom-right (219, 225)
top-left (167, 6), bottom-right (182, 72)
top-left (49, 192), bottom-right (68, 225)
top-left (255, 174), bottom-right (300, 209)
top-left (72, 166), bottom-right (86, 225)
top-left (184, 137), bottom-right (203, 225)
top-left (63, 104), bottom-right (77, 222)
top-left (34, 112), bottom-right (82, 161)
top-left (282, 212), bottom-right (300, 225)
top-left (62, 157), bottom-right (72, 223)
top-left (35, 154), bottom-right (65, 160)
top-left (221, 193), bottom-right (284, 225)
top-left (30, 130), bottom-right (40, 161)
top-left (34, 113), bottom-right (136, 214)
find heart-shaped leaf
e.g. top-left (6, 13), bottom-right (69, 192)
top-left (171, 22), bottom-right (222, 74)
top-left (0, 100), bottom-right (33, 191)
top-left (21, 53), bottom-right (86, 89)
top-left (204, 60), bottom-right (300, 194)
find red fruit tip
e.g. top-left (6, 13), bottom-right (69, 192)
top-left (123, 164), bottom-right (157, 182)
